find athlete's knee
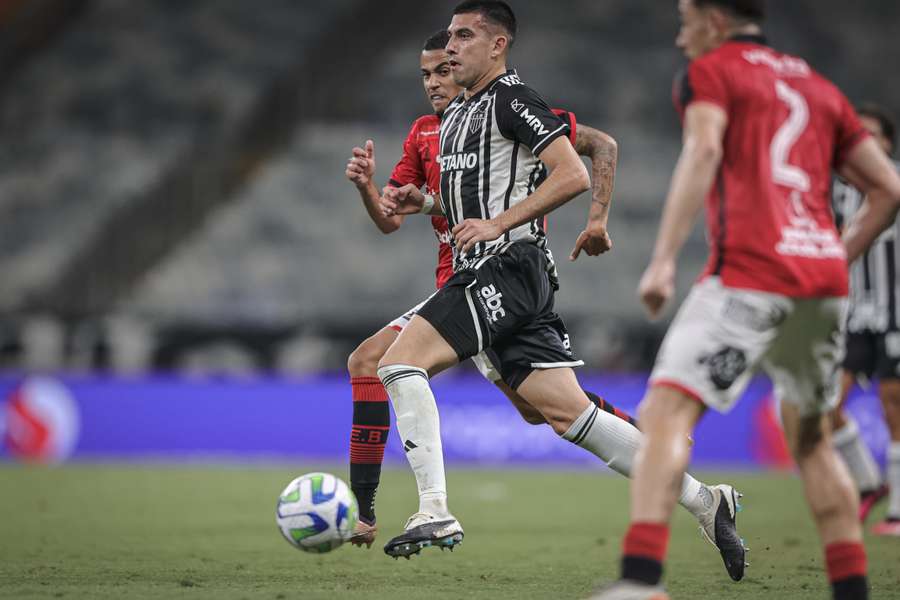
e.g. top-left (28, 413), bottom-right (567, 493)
top-left (517, 406), bottom-right (547, 426)
top-left (828, 407), bottom-right (848, 432)
top-left (791, 415), bottom-right (827, 460)
top-left (545, 414), bottom-right (574, 436)
top-left (348, 339), bottom-right (388, 378)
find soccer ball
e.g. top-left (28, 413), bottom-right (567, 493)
top-left (276, 472), bottom-right (358, 553)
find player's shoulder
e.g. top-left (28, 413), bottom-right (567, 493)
top-left (410, 114), bottom-right (441, 134)
top-left (490, 70), bottom-right (543, 101)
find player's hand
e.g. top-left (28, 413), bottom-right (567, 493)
top-left (380, 184), bottom-right (424, 216)
top-left (345, 140), bottom-right (376, 188)
top-left (569, 223), bottom-right (612, 261)
top-left (452, 219), bottom-right (504, 254)
top-left (638, 258), bottom-right (676, 320)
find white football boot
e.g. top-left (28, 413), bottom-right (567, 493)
top-left (383, 512), bottom-right (464, 559)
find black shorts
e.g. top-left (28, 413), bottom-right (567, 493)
top-left (417, 242), bottom-right (582, 389)
top-left (842, 329), bottom-right (900, 380)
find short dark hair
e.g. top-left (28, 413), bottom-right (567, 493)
top-left (857, 103), bottom-right (897, 154)
top-left (423, 29), bottom-right (451, 51)
top-left (453, 0), bottom-right (517, 47)
top-left (693, 0), bottom-right (765, 22)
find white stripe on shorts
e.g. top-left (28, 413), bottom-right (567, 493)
top-left (464, 280), bottom-right (484, 352)
top-left (530, 360), bottom-right (584, 369)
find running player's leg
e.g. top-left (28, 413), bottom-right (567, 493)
top-left (473, 349), bottom-right (637, 427)
top-left (377, 279), bottom-right (473, 558)
top-left (829, 333), bottom-right (884, 516)
top-left (346, 298), bottom-right (431, 547)
top-left (766, 297), bottom-right (867, 599)
top-left (492, 283), bottom-right (744, 581)
top-left (873, 372), bottom-right (900, 534)
top-left (610, 278), bottom-right (785, 593)
top-left (346, 326), bottom-right (397, 546)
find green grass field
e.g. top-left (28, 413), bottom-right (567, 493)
top-left (1, 465), bottom-right (898, 600)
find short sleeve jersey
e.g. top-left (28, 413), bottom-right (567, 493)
top-left (439, 70), bottom-right (574, 282)
top-left (674, 35), bottom-right (868, 298)
top-left (389, 105), bottom-right (577, 290)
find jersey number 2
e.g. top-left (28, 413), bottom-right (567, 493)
top-left (770, 80), bottom-right (811, 192)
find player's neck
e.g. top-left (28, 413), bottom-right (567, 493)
top-left (465, 63), bottom-right (508, 99)
top-left (725, 23), bottom-right (763, 41)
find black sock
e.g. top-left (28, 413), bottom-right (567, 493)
top-left (832, 576), bottom-right (868, 600)
top-left (349, 376), bottom-right (390, 524)
top-left (621, 556), bottom-right (663, 586)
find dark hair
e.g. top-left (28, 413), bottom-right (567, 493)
top-left (694, 0), bottom-right (765, 22)
top-left (857, 103), bottom-right (897, 154)
top-left (453, 0), bottom-right (517, 47)
top-left (423, 29), bottom-right (451, 52)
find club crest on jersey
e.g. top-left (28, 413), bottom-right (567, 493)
top-left (469, 109), bottom-right (486, 134)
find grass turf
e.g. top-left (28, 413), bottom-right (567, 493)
top-left (1, 464), bottom-right (898, 599)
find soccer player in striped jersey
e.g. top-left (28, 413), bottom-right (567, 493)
top-left (599, 2), bottom-right (900, 598)
top-left (376, 1), bottom-right (744, 578)
top-left (830, 104), bottom-right (900, 534)
top-left (344, 28), bottom-right (636, 548)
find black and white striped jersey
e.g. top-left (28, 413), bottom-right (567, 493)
top-left (438, 69), bottom-right (570, 284)
top-left (833, 160), bottom-right (900, 333)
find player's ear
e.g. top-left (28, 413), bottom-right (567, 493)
top-left (707, 7), bottom-right (731, 38)
top-left (491, 34), bottom-right (509, 60)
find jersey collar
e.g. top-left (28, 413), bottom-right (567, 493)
top-left (464, 68), bottom-right (517, 104)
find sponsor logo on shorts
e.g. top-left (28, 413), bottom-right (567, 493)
top-left (722, 298), bottom-right (786, 332)
top-left (477, 284), bottom-right (506, 323)
top-left (698, 346), bottom-right (748, 391)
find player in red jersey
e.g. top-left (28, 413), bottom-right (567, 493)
top-left (344, 29), bottom-right (633, 547)
top-left (597, 2), bottom-right (900, 599)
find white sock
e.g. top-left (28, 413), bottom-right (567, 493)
top-left (561, 404), bottom-right (709, 516)
top-left (832, 417), bottom-right (882, 492)
top-left (377, 364), bottom-right (449, 518)
top-left (888, 442), bottom-right (900, 519)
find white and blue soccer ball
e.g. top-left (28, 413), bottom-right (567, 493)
top-left (276, 472), bottom-right (358, 553)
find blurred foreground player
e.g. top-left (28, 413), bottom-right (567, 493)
top-left (344, 28), bottom-right (636, 547)
top-left (830, 104), bottom-right (900, 534)
top-left (597, 1), bottom-right (900, 599)
top-left (376, 1), bottom-right (745, 580)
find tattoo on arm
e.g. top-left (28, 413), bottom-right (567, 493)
top-left (575, 125), bottom-right (617, 208)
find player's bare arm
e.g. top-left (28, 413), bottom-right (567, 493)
top-left (346, 140), bottom-right (404, 233)
top-left (570, 124), bottom-right (618, 260)
top-left (638, 101), bottom-right (727, 319)
top-left (380, 184), bottom-right (444, 217)
top-left (840, 137), bottom-right (900, 263)
top-left (453, 135), bottom-right (590, 254)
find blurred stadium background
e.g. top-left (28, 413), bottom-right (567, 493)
top-left (0, 0), bottom-right (898, 462)
top-left (0, 0), bottom-right (897, 466)
top-left (2, 2), bottom-right (900, 598)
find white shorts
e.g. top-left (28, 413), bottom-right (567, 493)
top-left (386, 295), bottom-right (501, 383)
top-left (649, 277), bottom-right (847, 416)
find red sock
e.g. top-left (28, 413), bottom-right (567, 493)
top-left (826, 541), bottom-right (868, 599)
top-left (349, 376), bottom-right (390, 524)
top-left (621, 522), bottom-right (669, 586)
